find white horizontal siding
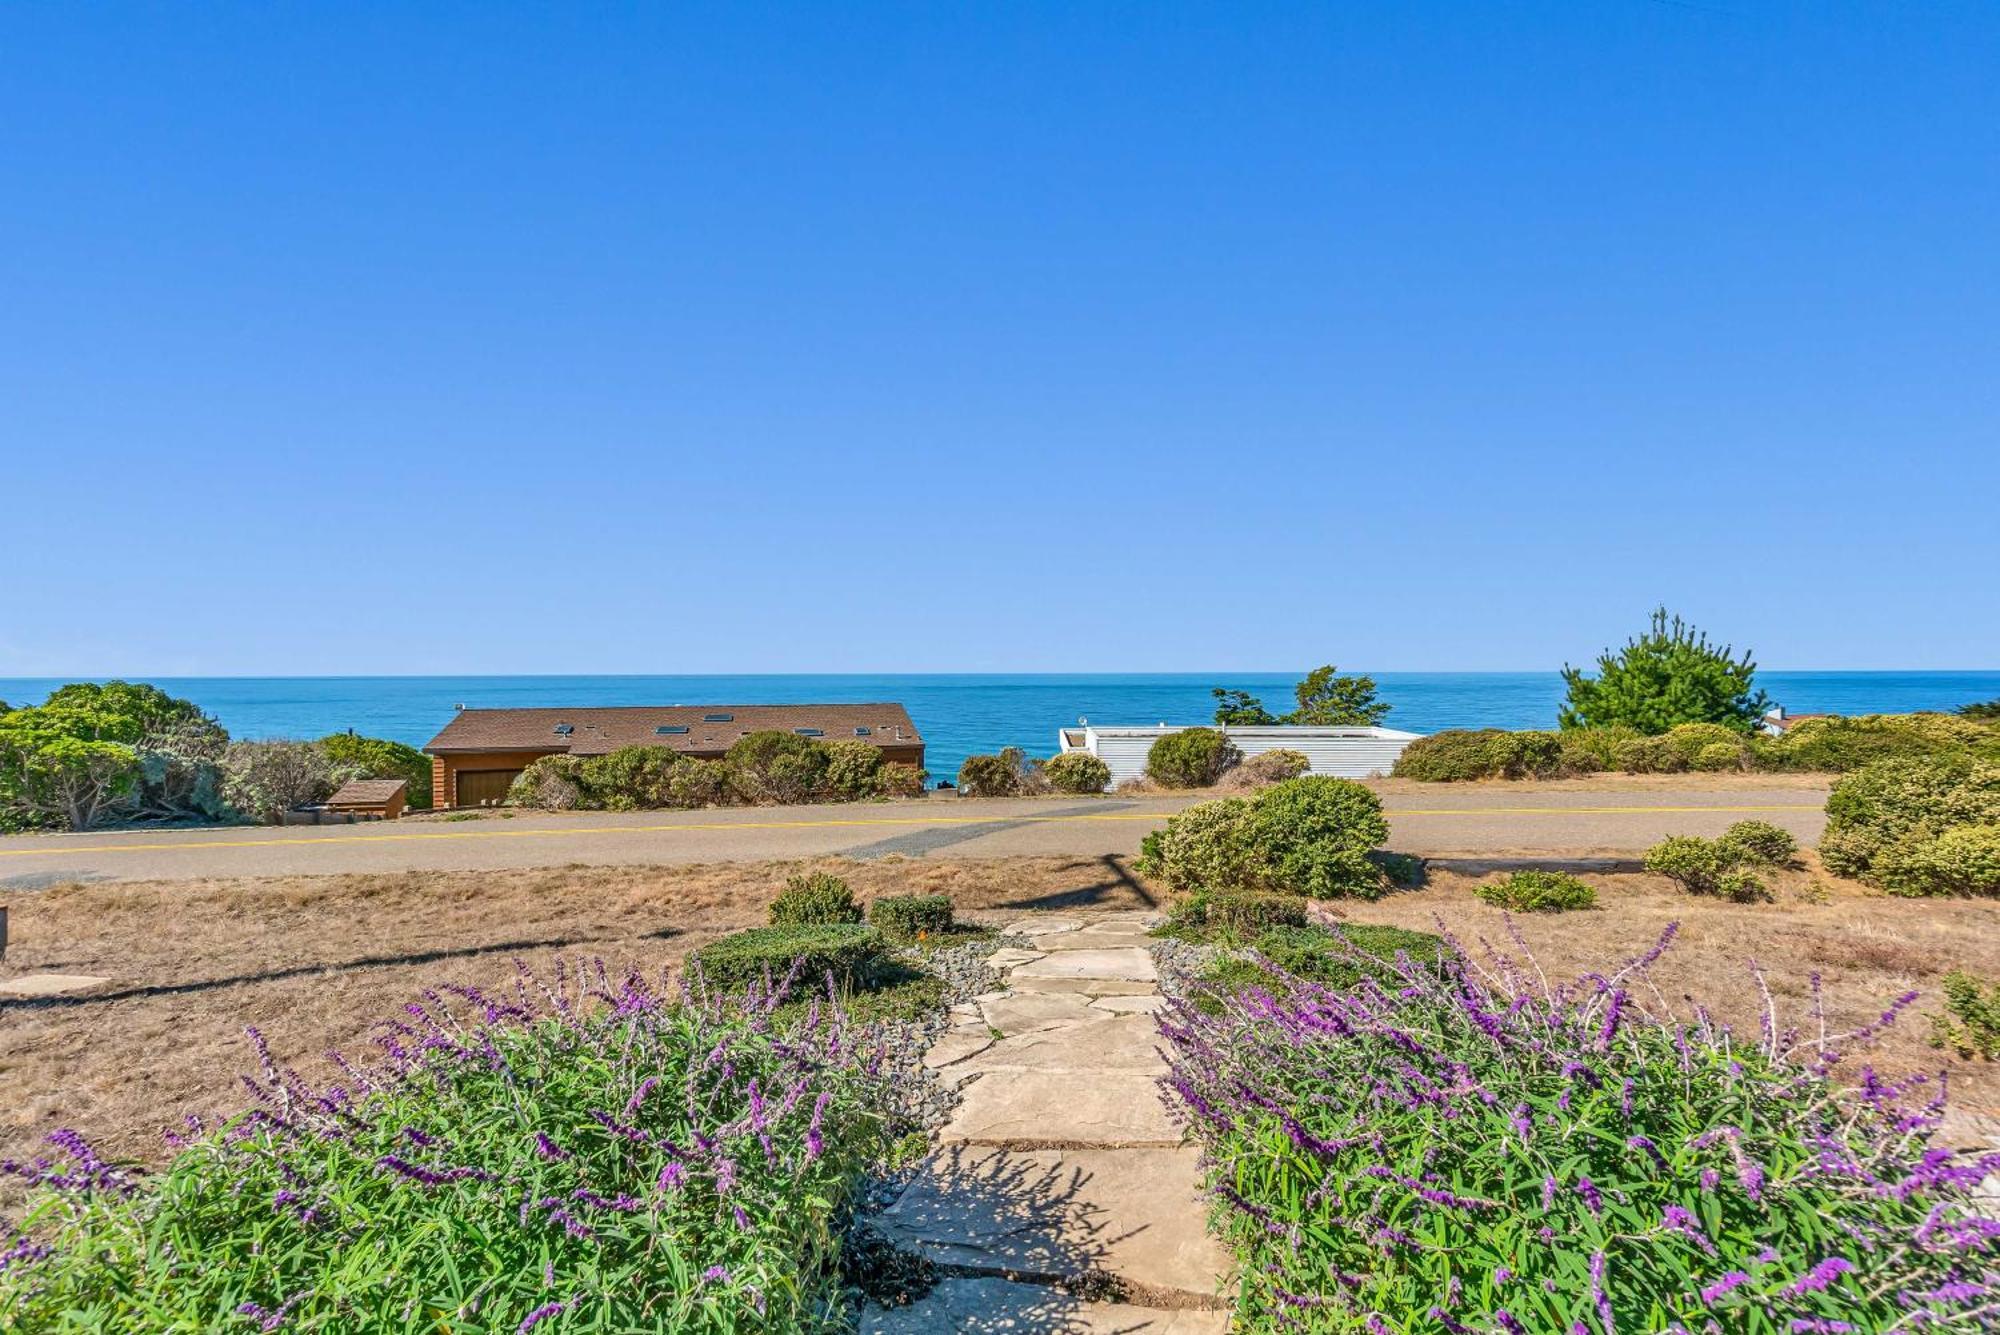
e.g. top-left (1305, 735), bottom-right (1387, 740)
top-left (1058, 725), bottom-right (1420, 787)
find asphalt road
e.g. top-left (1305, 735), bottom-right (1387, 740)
top-left (0, 785), bottom-right (1830, 887)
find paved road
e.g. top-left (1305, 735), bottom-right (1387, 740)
top-left (0, 785), bottom-right (1829, 886)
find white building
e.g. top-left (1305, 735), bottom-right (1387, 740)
top-left (1056, 723), bottom-right (1422, 788)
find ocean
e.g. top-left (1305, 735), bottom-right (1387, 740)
top-left (2, 672), bottom-right (1996, 785)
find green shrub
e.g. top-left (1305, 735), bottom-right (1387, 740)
top-left (578, 745), bottom-right (683, 810)
top-left (1163, 889), bottom-right (1310, 938)
top-left (1768, 712), bottom-right (2000, 773)
top-left (1145, 727), bottom-right (1241, 788)
top-left (1616, 735), bottom-right (1685, 773)
top-left (1199, 923), bottom-right (1445, 999)
top-left (1243, 777), bottom-right (1393, 900)
top-left (692, 923), bottom-right (886, 992)
top-left (1487, 729), bottom-right (1568, 778)
top-left (1391, 729), bottom-right (1505, 781)
top-left (877, 763), bottom-right (928, 799)
top-left (221, 738), bottom-right (353, 821)
top-left (821, 739), bottom-right (886, 800)
top-left (665, 758), bottom-right (732, 808)
top-left (1717, 819), bottom-right (1798, 867)
top-left (1557, 725), bottom-right (1643, 773)
top-left (1135, 796), bottom-right (1259, 893)
top-left (1368, 849), bottom-right (1427, 889)
top-left (768, 871), bottom-right (863, 926)
top-left (956, 748), bottom-right (1027, 797)
top-left (1475, 869), bottom-right (1597, 912)
top-left (1930, 969), bottom-right (2000, 1059)
top-left (1233, 749), bottom-right (1311, 785)
top-left (1874, 823), bottom-right (2000, 898)
top-left (868, 893), bottom-right (955, 940)
top-left (1643, 834), bottom-right (1767, 901)
top-left (1692, 740), bottom-right (1745, 771)
top-left (726, 730), bottom-right (831, 804)
top-left (1141, 778), bottom-right (1393, 900)
top-left (507, 753), bottom-right (588, 809)
top-left (1042, 751), bottom-right (1112, 794)
top-left (0, 971), bottom-right (889, 1331)
top-left (1820, 756), bottom-right (2000, 887)
top-left (318, 733), bottom-right (434, 808)
top-left (1663, 721), bottom-right (1747, 766)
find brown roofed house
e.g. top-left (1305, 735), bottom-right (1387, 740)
top-left (423, 703), bottom-right (925, 807)
top-left (324, 778), bottom-right (409, 821)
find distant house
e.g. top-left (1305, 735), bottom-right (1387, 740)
top-left (423, 704), bottom-right (925, 808)
top-left (324, 778), bottom-right (409, 821)
top-left (1057, 723), bottom-right (1422, 788)
top-left (1759, 705), bottom-right (1836, 737)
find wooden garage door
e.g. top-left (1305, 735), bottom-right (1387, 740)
top-left (455, 769), bottom-right (522, 806)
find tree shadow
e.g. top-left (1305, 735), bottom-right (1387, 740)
top-left (870, 1142), bottom-right (1196, 1330)
top-left (0, 928), bottom-right (681, 1011)
top-left (1001, 855), bottom-right (1158, 911)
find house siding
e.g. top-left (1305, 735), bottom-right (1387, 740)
top-left (1060, 726), bottom-right (1420, 788)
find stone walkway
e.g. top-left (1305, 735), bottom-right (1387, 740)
top-left (865, 913), bottom-right (1232, 1333)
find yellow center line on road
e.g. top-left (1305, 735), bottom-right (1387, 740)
top-left (0, 802), bottom-right (1825, 859)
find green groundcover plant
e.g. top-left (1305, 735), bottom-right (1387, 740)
top-left (0, 963), bottom-right (897, 1332)
top-left (1475, 869), bottom-right (1598, 912)
top-left (1161, 924), bottom-right (2000, 1333)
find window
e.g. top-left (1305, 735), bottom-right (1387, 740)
top-left (655, 725), bottom-right (690, 735)
top-left (704, 713), bottom-right (734, 723)
top-left (553, 723), bottom-right (574, 736)
top-left (854, 726), bottom-right (872, 736)
top-left (794, 727), bottom-right (824, 737)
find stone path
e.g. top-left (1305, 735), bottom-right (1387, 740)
top-left (865, 913), bottom-right (1231, 1333)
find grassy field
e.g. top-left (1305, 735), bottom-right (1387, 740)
top-left (4, 848), bottom-right (1996, 1211)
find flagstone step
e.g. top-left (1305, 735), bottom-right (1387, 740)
top-left (941, 1071), bottom-right (1182, 1149)
top-left (861, 1277), bottom-right (1229, 1334)
top-left (1009, 948), bottom-right (1157, 984)
top-left (875, 1145), bottom-right (1231, 1307)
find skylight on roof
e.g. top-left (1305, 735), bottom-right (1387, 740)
top-left (704, 713), bottom-right (734, 722)
top-left (854, 726), bottom-right (872, 736)
top-left (553, 723), bottom-right (574, 736)
top-left (656, 725), bottom-right (690, 735)
top-left (794, 727), bottom-right (824, 737)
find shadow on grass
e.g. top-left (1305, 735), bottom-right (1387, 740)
top-left (1001, 855), bottom-right (1159, 912)
top-left (1427, 855), bottom-right (1647, 876)
top-left (0, 927), bottom-right (682, 1011)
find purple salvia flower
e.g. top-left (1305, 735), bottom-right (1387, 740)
top-left (1785, 1256), bottom-right (1853, 1296)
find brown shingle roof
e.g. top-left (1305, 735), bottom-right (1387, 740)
top-left (423, 703), bottom-right (923, 757)
top-left (326, 778), bottom-right (409, 805)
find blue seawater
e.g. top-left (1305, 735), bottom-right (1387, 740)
top-left (2, 671), bottom-right (1996, 787)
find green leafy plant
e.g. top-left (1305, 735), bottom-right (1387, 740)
top-left (1041, 751), bottom-right (1111, 794)
top-left (222, 738), bottom-right (359, 821)
top-left (1391, 729), bottom-right (1507, 782)
top-left (1160, 889), bottom-right (1310, 938)
top-left (1692, 740), bottom-right (1745, 771)
top-left (1616, 735), bottom-right (1685, 774)
top-left (1930, 969), bottom-right (2000, 1059)
top-left (1210, 665), bottom-right (1391, 727)
top-left (1135, 796), bottom-right (1260, 894)
top-left (1767, 713), bottom-right (2000, 772)
top-left (1716, 819), bottom-right (1798, 867)
top-left (875, 763), bottom-right (928, 799)
top-left (1145, 727), bottom-right (1241, 788)
top-left (1560, 608), bottom-right (1770, 734)
top-left (0, 681), bottom-right (231, 830)
top-left (867, 894), bottom-right (955, 941)
top-left (725, 731), bottom-right (831, 805)
top-left (821, 740), bottom-right (886, 801)
top-left (690, 924), bottom-right (886, 992)
top-left (1162, 930), bottom-right (1998, 1332)
top-left (0, 968), bottom-right (892, 1331)
top-left (956, 747), bottom-right (1029, 797)
top-left (579, 745), bottom-right (683, 811)
top-left (768, 871), bottom-right (863, 926)
top-left (1642, 826), bottom-right (1783, 902)
top-left (1475, 869), bottom-right (1598, 912)
top-left (1819, 756), bottom-right (2000, 893)
top-left (1210, 688), bottom-right (1277, 726)
top-left (317, 732), bottom-right (434, 809)
top-left (1228, 749), bottom-right (1311, 786)
top-left (1873, 823), bottom-right (2000, 898)
top-left (1140, 778), bottom-right (1395, 900)
top-left (1195, 922), bottom-right (1444, 1001)
top-left (508, 754), bottom-right (589, 809)
top-left (1961, 698), bottom-right (2000, 721)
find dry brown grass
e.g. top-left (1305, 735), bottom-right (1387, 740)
top-left (0, 854), bottom-right (1156, 1200)
top-left (1339, 854), bottom-right (2000, 1132)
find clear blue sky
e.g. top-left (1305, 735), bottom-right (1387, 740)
top-left (3, 2), bottom-right (1995, 675)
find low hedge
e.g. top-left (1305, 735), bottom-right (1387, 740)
top-left (1145, 727), bottom-right (1241, 788)
top-left (691, 924), bottom-right (886, 992)
top-left (1042, 751), bottom-right (1111, 794)
top-left (1163, 889), bottom-right (1310, 937)
top-left (868, 893), bottom-right (955, 940)
top-left (1474, 869), bottom-right (1597, 912)
top-left (1138, 778), bottom-right (1393, 900)
top-left (1820, 756), bottom-right (2000, 897)
top-left (768, 871), bottom-right (862, 926)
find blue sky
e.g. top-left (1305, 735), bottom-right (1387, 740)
top-left (2, 2), bottom-right (1995, 675)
